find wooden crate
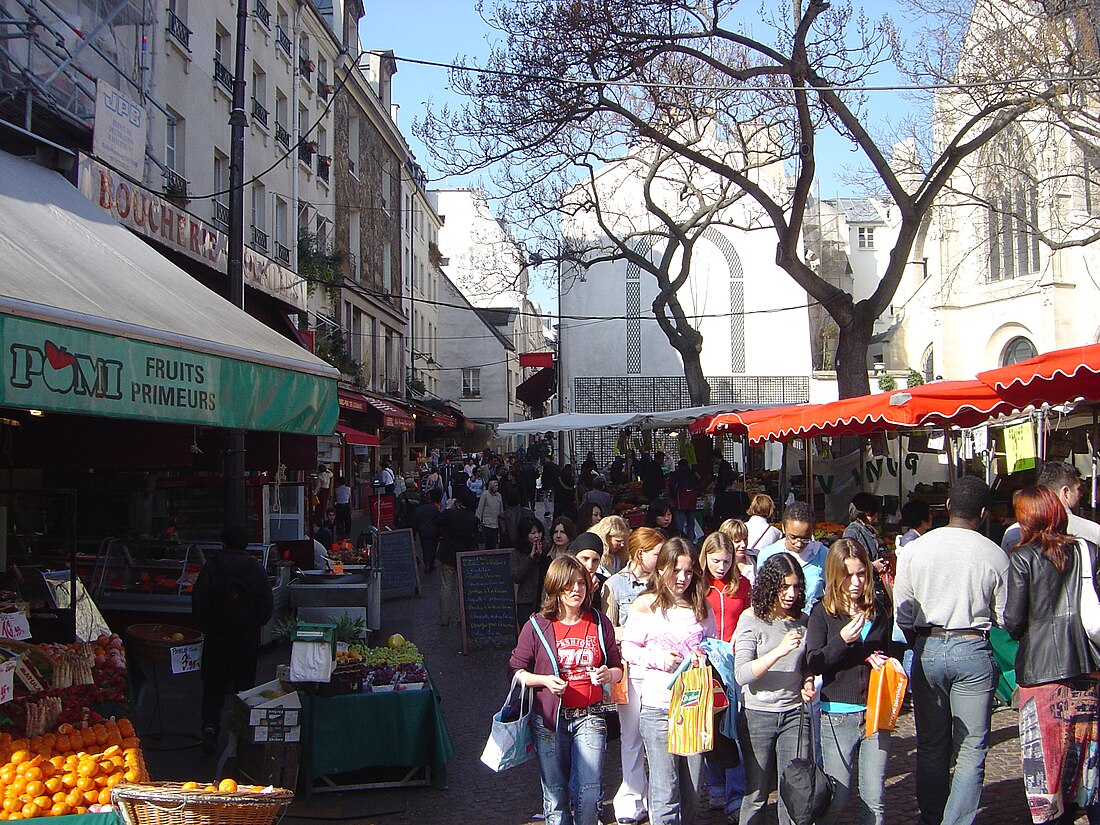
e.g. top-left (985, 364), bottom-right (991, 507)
top-left (236, 740), bottom-right (301, 790)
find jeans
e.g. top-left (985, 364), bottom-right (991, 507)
top-left (533, 711), bottom-right (607, 825)
top-left (704, 754), bottom-right (746, 816)
top-left (739, 706), bottom-right (809, 825)
top-left (673, 510), bottom-right (696, 541)
top-left (639, 706), bottom-right (703, 825)
top-left (481, 526), bottom-right (499, 550)
top-left (612, 675), bottom-right (648, 821)
top-left (438, 563), bottom-right (456, 625)
top-left (819, 710), bottom-right (889, 825)
top-left (912, 634), bottom-right (998, 825)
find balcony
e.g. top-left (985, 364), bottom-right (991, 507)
top-left (251, 225), bottom-right (269, 252)
top-left (299, 56), bottom-right (313, 83)
top-left (298, 140), bottom-right (315, 165)
top-left (316, 74), bottom-right (331, 99)
top-left (275, 25), bottom-right (292, 57)
top-left (166, 10), bottom-right (191, 52)
top-left (213, 58), bottom-right (233, 94)
top-left (274, 121), bottom-right (290, 149)
top-left (274, 241), bottom-right (290, 266)
top-left (212, 200), bottom-right (229, 228)
top-left (251, 97), bottom-right (268, 128)
top-left (163, 168), bottom-right (188, 200)
top-left (317, 155), bottom-right (330, 184)
top-left (253, 0), bottom-right (270, 28)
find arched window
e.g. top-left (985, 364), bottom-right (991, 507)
top-left (1001, 336), bottom-right (1037, 366)
top-left (922, 347), bottom-right (935, 383)
top-left (985, 131), bottom-right (1041, 281)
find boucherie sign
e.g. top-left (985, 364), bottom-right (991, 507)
top-left (77, 156), bottom-right (307, 312)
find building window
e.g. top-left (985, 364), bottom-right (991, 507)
top-left (381, 161), bottom-right (392, 213)
top-left (922, 347), bottom-right (934, 384)
top-left (382, 241), bottom-right (392, 293)
top-left (1002, 336), bottom-right (1037, 366)
top-left (857, 226), bottom-right (874, 250)
top-left (462, 368), bottom-right (481, 398)
top-left (347, 115), bottom-right (359, 177)
top-left (986, 131), bottom-right (1041, 282)
top-left (165, 110), bottom-right (183, 172)
top-left (212, 151), bottom-right (229, 227)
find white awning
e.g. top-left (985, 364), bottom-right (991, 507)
top-left (496, 404), bottom-right (777, 435)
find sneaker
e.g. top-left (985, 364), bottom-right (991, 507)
top-left (201, 727), bottom-right (216, 755)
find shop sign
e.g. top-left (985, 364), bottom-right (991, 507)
top-left (92, 80), bottom-right (147, 180)
top-left (0, 660), bottom-right (15, 705)
top-left (317, 436), bottom-right (341, 463)
top-left (1, 315), bottom-right (337, 435)
top-left (1004, 421), bottom-right (1037, 473)
top-left (77, 156), bottom-right (308, 312)
top-left (0, 611), bottom-right (30, 641)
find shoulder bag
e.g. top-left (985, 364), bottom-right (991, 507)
top-left (480, 672), bottom-right (535, 772)
top-left (1077, 539), bottom-right (1100, 643)
top-left (779, 704), bottom-right (836, 825)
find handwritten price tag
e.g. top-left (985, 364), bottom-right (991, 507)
top-left (169, 642), bottom-right (203, 675)
top-left (0, 659), bottom-right (17, 704)
top-left (0, 611), bottom-right (30, 641)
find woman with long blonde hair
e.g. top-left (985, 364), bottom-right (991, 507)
top-left (719, 518), bottom-right (757, 584)
top-left (804, 538), bottom-right (892, 825)
top-left (591, 515), bottom-right (630, 575)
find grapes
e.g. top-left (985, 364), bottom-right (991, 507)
top-left (348, 641), bottom-right (423, 666)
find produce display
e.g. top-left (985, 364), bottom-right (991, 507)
top-left (339, 638), bottom-right (427, 691)
top-left (0, 717), bottom-right (146, 819)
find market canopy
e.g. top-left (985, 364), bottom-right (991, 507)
top-left (706, 381), bottom-right (1023, 443)
top-left (0, 150), bottom-right (338, 434)
top-left (977, 343), bottom-right (1100, 408)
top-left (496, 404), bottom-right (775, 435)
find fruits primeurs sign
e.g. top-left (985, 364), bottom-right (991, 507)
top-left (77, 155), bottom-right (308, 313)
top-left (1, 315), bottom-right (337, 435)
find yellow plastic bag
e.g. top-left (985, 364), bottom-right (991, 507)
top-left (866, 657), bottom-right (908, 738)
top-left (668, 661), bottom-right (713, 755)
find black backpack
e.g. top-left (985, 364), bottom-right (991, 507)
top-left (779, 706), bottom-right (836, 825)
top-left (209, 555), bottom-right (261, 629)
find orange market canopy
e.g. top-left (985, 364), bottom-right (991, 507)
top-left (977, 343), bottom-right (1100, 408)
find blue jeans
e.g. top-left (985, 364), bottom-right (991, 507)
top-left (819, 710), bottom-right (890, 825)
top-left (912, 634), bottom-right (998, 825)
top-left (738, 706), bottom-right (809, 825)
top-left (638, 706), bottom-right (703, 825)
top-left (533, 711), bottom-right (607, 825)
top-left (704, 753), bottom-right (746, 816)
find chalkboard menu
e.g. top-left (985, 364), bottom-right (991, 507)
top-left (456, 549), bottom-right (516, 655)
top-left (377, 529), bottom-right (420, 598)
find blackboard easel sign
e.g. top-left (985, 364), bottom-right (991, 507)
top-left (456, 549), bottom-right (516, 655)
top-left (377, 528), bottom-right (420, 598)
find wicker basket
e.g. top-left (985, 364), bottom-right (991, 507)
top-left (125, 624), bottom-right (204, 662)
top-left (112, 782), bottom-right (293, 825)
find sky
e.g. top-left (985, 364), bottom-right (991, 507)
top-left (361, 0), bottom-right (918, 311)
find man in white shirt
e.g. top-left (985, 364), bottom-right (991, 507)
top-left (1000, 461), bottom-right (1100, 552)
top-left (378, 460), bottom-right (396, 495)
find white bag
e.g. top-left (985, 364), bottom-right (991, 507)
top-left (1077, 539), bottom-right (1100, 644)
top-left (480, 673), bottom-right (536, 772)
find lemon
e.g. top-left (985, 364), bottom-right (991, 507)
top-left (386, 634), bottom-right (406, 648)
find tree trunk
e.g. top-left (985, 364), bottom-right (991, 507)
top-left (833, 311), bottom-right (875, 399)
top-left (679, 340), bottom-right (715, 480)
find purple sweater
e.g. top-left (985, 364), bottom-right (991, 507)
top-left (508, 610), bottom-right (622, 731)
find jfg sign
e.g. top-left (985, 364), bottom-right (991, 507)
top-left (77, 156), bottom-right (307, 312)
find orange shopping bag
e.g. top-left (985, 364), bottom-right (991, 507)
top-left (668, 660), bottom-right (713, 755)
top-left (866, 657), bottom-right (908, 738)
top-left (610, 660), bottom-right (629, 705)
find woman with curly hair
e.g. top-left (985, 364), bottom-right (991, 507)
top-left (622, 537), bottom-right (715, 824)
top-left (734, 552), bottom-right (815, 825)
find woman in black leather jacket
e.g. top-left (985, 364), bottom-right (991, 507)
top-left (1003, 485), bottom-right (1100, 825)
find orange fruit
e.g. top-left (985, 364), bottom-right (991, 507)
top-left (76, 776), bottom-right (95, 793)
top-left (117, 721), bottom-right (134, 739)
top-left (7, 780), bottom-right (24, 798)
top-left (60, 773), bottom-right (77, 789)
top-left (54, 736), bottom-right (70, 753)
top-left (31, 796), bottom-right (48, 810)
top-left (49, 802), bottom-right (70, 817)
top-left (56, 725), bottom-right (72, 737)
top-left (1, 799), bottom-right (17, 814)
top-left (18, 803), bottom-right (36, 819)
top-left (203, 785), bottom-right (216, 792)
top-left (0, 768), bottom-right (13, 784)
top-left (43, 777), bottom-right (61, 795)
top-left (64, 791), bottom-right (81, 808)
top-left (21, 768), bottom-right (40, 784)
top-left (22, 782), bottom-right (42, 800)
top-left (77, 761), bottom-right (97, 779)
top-left (82, 789), bottom-right (98, 805)
top-left (6, 754), bottom-right (25, 768)
top-left (50, 792), bottom-right (65, 803)
top-left (217, 778), bottom-right (238, 793)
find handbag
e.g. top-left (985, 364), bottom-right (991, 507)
top-left (865, 657), bottom-right (908, 738)
top-left (667, 659), bottom-right (714, 755)
top-left (480, 673), bottom-right (536, 772)
top-left (1077, 538), bottom-right (1100, 643)
top-left (779, 705), bottom-right (836, 825)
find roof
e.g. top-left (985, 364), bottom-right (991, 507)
top-left (826, 197), bottom-right (886, 225)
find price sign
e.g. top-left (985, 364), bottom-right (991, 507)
top-left (0, 611), bottom-right (30, 641)
top-left (169, 642), bottom-right (203, 675)
top-left (0, 659), bottom-right (17, 705)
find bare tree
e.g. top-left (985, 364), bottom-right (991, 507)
top-left (419, 0), bottom-right (1100, 401)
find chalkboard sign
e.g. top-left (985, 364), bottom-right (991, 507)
top-left (377, 529), bottom-right (420, 598)
top-left (456, 549), bottom-right (516, 655)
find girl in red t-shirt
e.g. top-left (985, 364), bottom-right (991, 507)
top-left (700, 531), bottom-right (751, 817)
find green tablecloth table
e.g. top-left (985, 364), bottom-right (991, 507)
top-left (303, 687), bottom-right (453, 789)
top-left (54, 814), bottom-right (122, 825)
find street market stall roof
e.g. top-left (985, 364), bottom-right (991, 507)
top-left (706, 381), bottom-right (1024, 443)
top-left (977, 343), bottom-right (1100, 408)
top-left (496, 404), bottom-right (778, 435)
top-left (0, 150), bottom-right (338, 435)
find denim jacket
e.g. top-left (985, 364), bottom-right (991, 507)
top-left (508, 610), bottom-right (622, 731)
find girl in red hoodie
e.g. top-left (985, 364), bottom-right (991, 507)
top-left (700, 531), bottom-right (751, 818)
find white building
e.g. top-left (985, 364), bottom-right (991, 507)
top-left (402, 159), bottom-right (443, 398)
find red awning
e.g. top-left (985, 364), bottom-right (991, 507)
top-left (410, 404), bottom-right (457, 430)
top-left (363, 396), bottom-right (415, 431)
top-left (336, 423), bottom-right (380, 447)
top-left (709, 381), bottom-right (1023, 443)
top-left (516, 367), bottom-right (557, 408)
top-left (519, 351), bottom-right (556, 369)
top-left (977, 343), bottom-right (1100, 407)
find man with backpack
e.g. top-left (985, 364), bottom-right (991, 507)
top-left (191, 525), bottom-right (274, 754)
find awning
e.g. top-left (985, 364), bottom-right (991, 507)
top-left (977, 343), bottom-right (1100, 407)
top-left (497, 404), bottom-right (775, 435)
top-left (410, 404), bottom-right (456, 430)
top-left (516, 367), bottom-right (556, 408)
top-left (0, 150), bottom-right (338, 435)
top-left (336, 423), bottom-right (380, 447)
top-left (519, 351), bottom-right (555, 369)
top-left (364, 396), bottom-right (415, 431)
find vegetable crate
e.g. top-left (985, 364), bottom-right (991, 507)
top-left (236, 741), bottom-right (301, 791)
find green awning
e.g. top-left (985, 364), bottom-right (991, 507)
top-left (0, 150), bottom-right (337, 434)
